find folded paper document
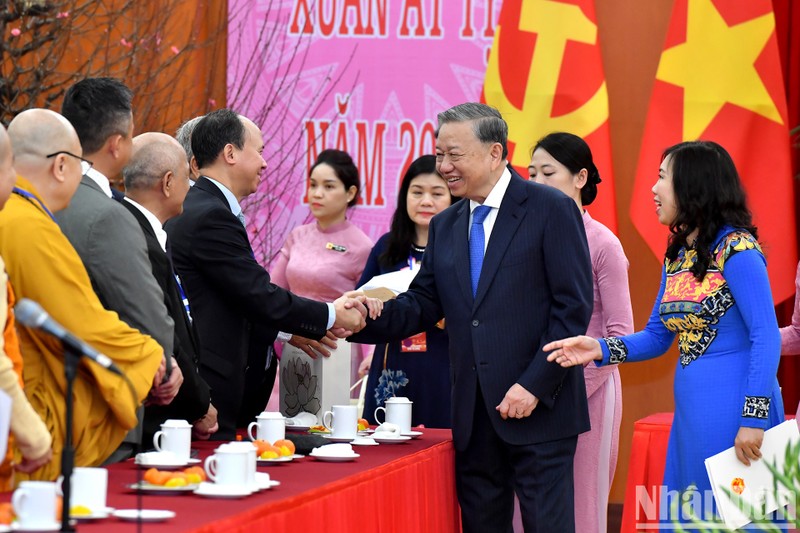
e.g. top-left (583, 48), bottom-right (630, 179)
top-left (705, 419), bottom-right (799, 530)
top-left (358, 268), bottom-right (420, 301)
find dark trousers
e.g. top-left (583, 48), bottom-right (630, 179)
top-left (236, 345), bottom-right (278, 428)
top-left (455, 387), bottom-right (578, 533)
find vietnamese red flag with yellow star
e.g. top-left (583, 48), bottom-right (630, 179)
top-left (630, 0), bottom-right (797, 303)
top-left (482, 0), bottom-right (618, 233)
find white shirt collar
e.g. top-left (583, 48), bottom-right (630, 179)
top-left (124, 197), bottom-right (167, 252)
top-left (203, 176), bottom-right (243, 218)
top-left (469, 166), bottom-right (511, 212)
top-left (84, 167), bottom-right (114, 199)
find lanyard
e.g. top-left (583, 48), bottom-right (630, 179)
top-left (12, 187), bottom-right (56, 222)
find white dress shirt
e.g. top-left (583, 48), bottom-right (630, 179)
top-left (84, 167), bottom-right (114, 199)
top-left (124, 198), bottom-right (167, 252)
top-left (468, 167), bottom-right (512, 252)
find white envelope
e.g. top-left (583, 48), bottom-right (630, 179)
top-left (705, 419), bottom-right (799, 530)
top-left (358, 268), bottom-right (420, 299)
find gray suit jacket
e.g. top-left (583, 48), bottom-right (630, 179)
top-left (56, 177), bottom-right (173, 355)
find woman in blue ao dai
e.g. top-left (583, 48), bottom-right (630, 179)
top-left (544, 141), bottom-right (784, 529)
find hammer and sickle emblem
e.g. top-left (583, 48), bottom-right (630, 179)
top-left (484, 0), bottom-right (609, 168)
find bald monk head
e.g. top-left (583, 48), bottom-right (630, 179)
top-left (124, 133), bottom-right (190, 223)
top-left (0, 124), bottom-right (15, 209)
top-left (8, 109), bottom-right (85, 212)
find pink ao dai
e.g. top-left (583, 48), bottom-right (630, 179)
top-left (575, 211), bottom-right (634, 533)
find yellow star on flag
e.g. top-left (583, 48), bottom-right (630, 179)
top-left (656, 0), bottom-right (783, 140)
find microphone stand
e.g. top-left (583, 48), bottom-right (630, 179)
top-left (60, 346), bottom-right (81, 532)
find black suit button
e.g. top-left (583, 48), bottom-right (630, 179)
top-left (472, 320), bottom-right (479, 327)
top-left (471, 365), bottom-right (476, 371)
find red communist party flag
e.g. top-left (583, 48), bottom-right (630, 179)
top-left (482, 0), bottom-right (618, 233)
top-left (630, 0), bottom-right (797, 303)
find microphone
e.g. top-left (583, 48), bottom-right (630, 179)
top-left (14, 298), bottom-right (123, 376)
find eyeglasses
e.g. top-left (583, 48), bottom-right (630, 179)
top-left (46, 151), bottom-right (93, 175)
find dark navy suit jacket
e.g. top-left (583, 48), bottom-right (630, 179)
top-left (352, 173), bottom-right (593, 451)
top-left (165, 177), bottom-right (329, 437)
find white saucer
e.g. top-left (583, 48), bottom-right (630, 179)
top-left (351, 437), bottom-right (378, 446)
top-left (72, 506), bottom-right (114, 520)
top-left (372, 435), bottom-right (412, 444)
top-left (10, 522), bottom-right (61, 532)
top-left (252, 472), bottom-right (281, 491)
top-left (127, 481), bottom-right (199, 494)
top-left (194, 482), bottom-right (253, 499)
top-left (402, 430), bottom-right (423, 438)
top-left (257, 455), bottom-right (293, 464)
top-left (113, 509), bottom-right (176, 522)
top-left (322, 435), bottom-right (355, 443)
top-left (309, 451), bottom-right (360, 462)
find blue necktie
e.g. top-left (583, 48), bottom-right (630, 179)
top-left (470, 205), bottom-right (492, 297)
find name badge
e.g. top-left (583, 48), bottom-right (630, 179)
top-left (326, 242), bottom-right (347, 253)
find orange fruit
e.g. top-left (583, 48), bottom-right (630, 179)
top-left (253, 439), bottom-right (273, 456)
top-left (165, 477), bottom-right (188, 488)
top-left (0, 502), bottom-right (14, 525)
top-left (184, 466), bottom-right (207, 482)
top-left (273, 439), bottom-right (295, 456)
top-left (150, 470), bottom-right (172, 486)
top-left (143, 467), bottom-right (161, 485)
top-left (185, 472), bottom-right (203, 484)
top-left (259, 444), bottom-right (281, 459)
top-left (168, 472), bottom-right (188, 483)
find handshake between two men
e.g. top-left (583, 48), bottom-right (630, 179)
top-left (291, 291), bottom-right (383, 359)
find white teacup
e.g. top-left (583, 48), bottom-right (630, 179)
top-left (323, 404), bottom-right (358, 439)
top-left (248, 411), bottom-right (285, 443)
top-left (12, 481), bottom-right (59, 528)
top-left (204, 446), bottom-right (250, 487)
top-left (218, 441), bottom-right (256, 488)
top-left (153, 418), bottom-right (192, 461)
top-left (59, 467), bottom-right (107, 514)
top-left (374, 396), bottom-right (413, 434)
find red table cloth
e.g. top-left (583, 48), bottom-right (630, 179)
top-left (620, 412), bottom-right (673, 532)
top-left (10, 428), bottom-right (460, 532)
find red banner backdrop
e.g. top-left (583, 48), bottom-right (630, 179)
top-left (482, 0), bottom-right (618, 232)
top-left (629, 0), bottom-right (797, 304)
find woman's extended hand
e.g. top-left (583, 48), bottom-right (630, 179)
top-left (543, 335), bottom-right (603, 367)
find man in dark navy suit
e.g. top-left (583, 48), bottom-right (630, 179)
top-left (165, 109), bottom-right (367, 439)
top-left (350, 103), bottom-right (593, 532)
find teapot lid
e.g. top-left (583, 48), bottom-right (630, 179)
top-left (161, 419), bottom-right (192, 427)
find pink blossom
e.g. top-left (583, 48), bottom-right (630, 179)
top-left (208, 98), bottom-right (217, 107)
top-left (120, 38), bottom-right (132, 48)
top-left (56, 11), bottom-right (70, 18)
top-left (170, 46), bottom-right (180, 55)
top-left (10, 28), bottom-right (20, 37)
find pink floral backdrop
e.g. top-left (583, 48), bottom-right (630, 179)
top-left (228, 0), bottom-right (499, 265)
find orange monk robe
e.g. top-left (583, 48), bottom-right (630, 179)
top-left (0, 262), bottom-right (51, 491)
top-left (0, 176), bottom-right (163, 481)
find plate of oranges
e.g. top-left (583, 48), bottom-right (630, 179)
top-left (128, 466), bottom-right (207, 494)
top-left (252, 439), bottom-right (298, 463)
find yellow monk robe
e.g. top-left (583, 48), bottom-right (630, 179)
top-left (0, 176), bottom-right (163, 481)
